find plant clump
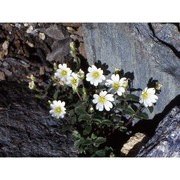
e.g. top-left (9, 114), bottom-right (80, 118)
top-left (29, 41), bottom-right (162, 157)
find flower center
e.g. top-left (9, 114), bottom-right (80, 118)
top-left (61, 70), bottom-right (67, 76)
top-left (113, 82), bottom-right (120, 90)
top-left (55, 107), bottom-right (62, 113)
top-left (142, 91), bottom-right (149, 99)
top-left (71, 78), bottom-right (77, 85)
top-left (99, 96), bottom-right (106, 103)
top-left (92, 71), bottom-right (100, 79)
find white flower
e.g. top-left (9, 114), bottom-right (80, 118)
top-left (86, 65), bottom-right (105, 86)
top-left (106, 74), bottom-right (128, 96)
top-left (67, 72), bottom-right (80, 90)
top-left (92, 91), bottom-right (114, 111)
top-left (54, 63), bottom-right (72, 82)
top-left (49, 100), bottom-right (66, 119)
top-left (139, 87), bottom-right (158, 107)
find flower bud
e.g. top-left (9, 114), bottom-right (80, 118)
top-left (89, 106), bottom-right (94, 113)
top-left (28, 74), bottom-right (36, 81)
top-left (70, 41), bottom-right (76, 52)
top-left (77, 69), bottom-right (85, 80)
top-left (122, 78), bottom-right (129, 89)
top-left (155, 82), bottom-right (162, 91)
top-left (28, 81), bottom-right (36, 90)
top-left (114, 68), bottom-right (120, 74)
top-left (53, 63), bottom-right (58, 70)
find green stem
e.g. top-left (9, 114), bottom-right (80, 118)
top-left (120, 93), bottom-right (127, 121)
top-left (76, 91), bottom-right (83, 101)
top-left (125, 105), bottom-right (144, 126)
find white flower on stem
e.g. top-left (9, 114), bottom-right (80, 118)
top-left (139, 87), bottom-right (158, 107)
top-left (67, 72), bottom-right (80, 90)
top-left (86, 65), bottom-right (105, 86)
top-left (49, 100), bottom-right (66, 119)
top-left (105, 74), bottom-right (128, 96)
top-left (54, 63), bottom-right (72, 82)
top-left (92, 91), bottom-right (114, 111)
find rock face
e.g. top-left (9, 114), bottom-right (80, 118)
top-left (83, 23), bottom-right (180, 118)
top-left (0, 81), bottom-right (77, 157)
top-left (136, 106), bottom-right (180, 157)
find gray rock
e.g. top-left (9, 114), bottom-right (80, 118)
top-left (45, 24), bottom-right (70, 62)
top-left (0, 81), bottom-right (77, 157)
top-left (136, 106), bottom-right (180, 157)
top-left (83, 23), bottom-right (180, 118)
top-left (46, 38), bottom-right (70, 62)
top-left (44, 24), bottom-right (69, 40)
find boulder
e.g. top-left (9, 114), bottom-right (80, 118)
top-left (0, 81), bottom-right (77, 157)
top-left (136, 105), bottom-right (180, 157)
top-left (83, 23), bottom-right (180, 118)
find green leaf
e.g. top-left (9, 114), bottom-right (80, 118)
top-left (126, 94), bottom-right (139, 102)
top-left (74, 139), bottom-right (81, 148)
top-left (83, 126), bottom-right (92, 135)
top-left (78, 114), bottom-right (91, 122)
top-left (124, 107), bottom-right (135, 115)
top-left (75, 103), bottom-right (87, 115)
top-left (117, 96), bottom-right (125, 101)
top-left (140, 112), bottom-right (149, 120)
top-left (135, 112), bottom-right (149, 120)
top-left (72, 130), bottom-right (81, 139)
top-left (148, 106), bottom-right (154, 113)
top-left (91, 133), bottom-right (97, 140)
top-left (116, 103), bottom-right (124, 109)
top-left (101, 119), bottom-right (113, 126)
top-left (94, 137), bottom-right (106, 145)
top-left (92, 119), bottom-right (102, 124)
top-left (53, 89), bottom-right (60, 100)
top-left (83, 138), bottom-right (92, 146)
top-left (119, 126), bottom-right (127, 132)
top-left (95, 149), bottom-right (106, 157)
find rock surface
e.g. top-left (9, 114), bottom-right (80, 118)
top-left (0, 23), bottom-right (85, 157)
top-left (136, 106), bottom-right (180, 157)
top-left (120, 132), bottom-right (149, 157)
top-left (83, 23), bottom-right (180, 118)
top-left (0, 81), bottom-right (77, 157)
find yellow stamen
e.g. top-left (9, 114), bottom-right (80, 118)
top-left (92, 71), bottom-right (100, 79)
top-left (142, 91), bottom-right (149, 99)
top-left (55, 107), bottom-right (62, 113)
top-left (61, 70), bottom-right (67, 76)
top-left (71, 78), bottom-right (77, 85)
top-left (99, 96), bottom-right (106, 103)
top-left (113, 83), bottom-right (120, 90)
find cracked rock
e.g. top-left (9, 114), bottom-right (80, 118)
top-left (137, 106), bottom-right (180, 157)
top-left (83, 23), bottom-right (180, 118)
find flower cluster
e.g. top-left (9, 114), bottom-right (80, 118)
top-left (54, 63), bottom-right (84, 90)
top-left (29, 58), bottom-right (161, 157)
top-left (27, 74), bottom-right (36, 90)
top-left (49, 63), bottom-right (160, 119)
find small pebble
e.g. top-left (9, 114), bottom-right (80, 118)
top-left (39, 32), bottom-right (45, 40)
top-left (26, 41), bottom-right (34, 47)
top-left (24, 23), bottom-right (29, 27)
top-left (26, 25), bottom-right (33, 33)
top-left (2, 41), bottom-right (9, 50)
